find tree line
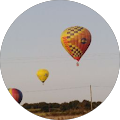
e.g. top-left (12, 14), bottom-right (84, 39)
top-left (22, 100), bottom-right (102, 113)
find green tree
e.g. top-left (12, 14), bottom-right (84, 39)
top-left (40, 102), bottom-right (49, 112)
top-left (69, 100), bottom-right (80, 110)
top-left (81, 100), bottom-right (91, 110)
top-left (60, 102), bottom-right (69, 111)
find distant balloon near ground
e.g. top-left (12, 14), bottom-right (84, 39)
top-left (61, 26), bottom-right (91, 66)
top-left (8, 88), bottom-right (23, 104)
top-left (37, 69), bottom-right (49, 84)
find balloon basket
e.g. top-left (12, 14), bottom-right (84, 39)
top-left (76, 62), bottom-right (79, 66)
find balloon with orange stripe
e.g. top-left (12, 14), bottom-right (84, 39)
top-left (8, 88), bottom-right (23, 104)
top-left (61, 26), bottom-right (91, 66)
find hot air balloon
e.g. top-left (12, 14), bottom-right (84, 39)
top-left (61, 26), bottom-right (91, 66)
top-left (8, 88), bottom-right (23, 104)
top-left (37, 69), bottom-right (49, 84)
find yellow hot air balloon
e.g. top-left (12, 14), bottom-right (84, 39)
top-left (37, 69), bottom-right (49, 84)
top-left (61, 26), bottom-right (91, 66)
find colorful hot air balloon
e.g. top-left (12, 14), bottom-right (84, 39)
top-left (8, 88), bottom-right (23, 104)
top-left (61, 26), bottom-right (91, 66)
top-left (37, 69), bottom-right (49, 84)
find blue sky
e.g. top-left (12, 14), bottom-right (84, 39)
top-left (1, 1), bottom-right (119, 104)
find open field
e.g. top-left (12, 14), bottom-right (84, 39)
top-left (27, 109), bottom-right (90, 120)
top-left (39, 115), bottom-right (82, 120)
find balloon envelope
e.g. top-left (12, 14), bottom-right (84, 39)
top-left (61, 26), bottom-right (91, 62)
top-left (8, 88), bottom-right (23, 103)
top-left (37, 69), bottom-right (49, 83)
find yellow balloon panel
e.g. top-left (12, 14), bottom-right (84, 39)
top-left (37, 69), bottom-right (49, 83)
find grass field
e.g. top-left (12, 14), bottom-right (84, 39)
top-left (27, 109), bottom-right (90, 120)
top-left (40, 115), bottom-right (82, 120)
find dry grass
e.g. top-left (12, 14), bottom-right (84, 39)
top-left (38, 115), bottom-right (82, 120)
top-left (33, 112), bottom-right (86, 120)
top-left (27, 108), bottom-right (90, 119)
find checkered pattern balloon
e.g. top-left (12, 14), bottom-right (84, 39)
top-left (61, 26), bottom-right (91, 62)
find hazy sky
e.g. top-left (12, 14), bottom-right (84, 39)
top-left (1, 1), bottom-right (119, 104)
